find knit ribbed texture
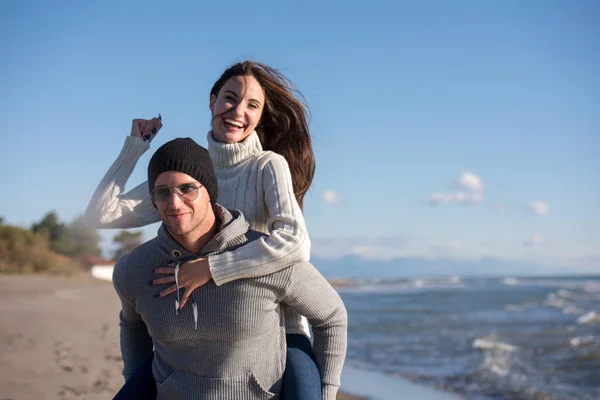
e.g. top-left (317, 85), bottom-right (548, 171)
top-left (147, 137), bottom-right (218, 203)
top-left (83, 136), bottom-right (160, 228)
top-left (206, 131), bottom-right (311, 336)
top-left (113, 206), bottom-right (347, 400)
top-left (207, 130), bottom-right (264, 168)
top-left (84, 132), bottom-right (312, 336)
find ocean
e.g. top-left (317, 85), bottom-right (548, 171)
top-left (338, 275), bottom-right (600, 400)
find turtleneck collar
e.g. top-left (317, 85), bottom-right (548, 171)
top-left (206, 130), bottom-right (263, 168)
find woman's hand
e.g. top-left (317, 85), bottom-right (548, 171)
top-left (152, 258), bottom-right (213, 309)
top-left (131, 115), bottom-right (163, 143)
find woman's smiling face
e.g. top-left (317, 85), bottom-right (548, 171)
top-left (210, 75), bottom-right (265, 144)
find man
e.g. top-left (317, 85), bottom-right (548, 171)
top-left (112, 137), bottom-right (347, 399)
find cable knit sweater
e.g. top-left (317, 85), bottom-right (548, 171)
top-left (83, 131), bottom-right (311, 336)
top-left (113, 206), bottom-right (347, 400)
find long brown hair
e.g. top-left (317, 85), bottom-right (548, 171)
top-left (210, 61), bottom-right (315, 209)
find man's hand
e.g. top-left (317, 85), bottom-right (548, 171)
top-left (131, 115), bottom-right (163, 143)
top-left (153, 258), bottom-right (212, 309)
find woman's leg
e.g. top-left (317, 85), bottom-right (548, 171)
top-left (112, 353), bottom-right (156, 400)
top-left (281, 334), bottom-right (322, 400)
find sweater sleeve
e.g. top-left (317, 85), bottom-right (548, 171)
top-left (83, 136), bottom-right (160, 229)
top-left (278, 262), bottom-right (348, 400)
top-left (208, 155), bottom-right (311, 285)
top-left (112, 257), bottom-right (154, 380)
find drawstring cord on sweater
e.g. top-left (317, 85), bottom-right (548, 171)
top-left (172, 250), bottom-right (199, 330)
top-left (173, 250), bottom-right (181, 314)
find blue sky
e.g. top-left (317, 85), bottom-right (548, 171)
top-left (1, 1), bottom-right (598, 271)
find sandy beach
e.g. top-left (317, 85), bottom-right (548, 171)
top-left (0, 274), bottom-right (363, 400)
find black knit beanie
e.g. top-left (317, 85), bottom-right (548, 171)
top-left (148, 138), bottom-right (218, 204)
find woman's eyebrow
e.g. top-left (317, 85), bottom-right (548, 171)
top-left (226, 90), bottom-right (261, 106)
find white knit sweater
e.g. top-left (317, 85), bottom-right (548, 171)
top-left (83, 131), bottom-right (311, 336)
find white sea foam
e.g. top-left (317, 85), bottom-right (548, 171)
top-left (569, 335), bottom-right (598, 347)
top-left (524, 279), bottom-right (600, 293)
top-left (505, 304), bottom-right (522, 311)
top-left (473, 337), bottom-right (519, 352)
top-left (577, 311), bottom-right (600, 325)
top-left (505, 302), bottom-right (537, 311)
top-left (489, 363), bottom-right (509, 376)
top-left (557, 289), bottom-right (574, 299)
top-left (502, 277), bottom-right (519, 285)
top-left (481, 346), bottom-right (512, 377)
top-left (562, 306), bottom-right (584, 315)
top-left (583, 281), bottom-right (600, 294)
top-left (545, 293), bottom-right (571, 309)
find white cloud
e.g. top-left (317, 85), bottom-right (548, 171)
top-left (526, 201), bottom-right (550, 216)
top-left (422, 171), bottom-right (484, 207)
top-left (524, 234), bottom-right (544, 247)
top-left (323, 190), bottom-right (342, 204)
top-left (421, 191), bottom-right (483, 207)
top-left (454, 171), bottom-right (484, 192)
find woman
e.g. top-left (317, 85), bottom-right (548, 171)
top-left (84, 61), bottom-right (320, 398)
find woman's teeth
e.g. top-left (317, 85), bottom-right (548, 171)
top-left (224, 119), bottom-right (244, 128)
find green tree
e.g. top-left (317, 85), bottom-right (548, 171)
top-left (0, 224), bottom-right (52, 273)
top-left (113, 230), bottom-right (143, 259)
top-left (0, 223), bottom-right (83, 274)
top-left (31, 211), bottom-right (66, 241)
top-left (52, 216), bottom-right (102, 258)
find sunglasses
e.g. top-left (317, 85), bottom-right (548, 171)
top-left (151, 183), bottom-right (203, 205)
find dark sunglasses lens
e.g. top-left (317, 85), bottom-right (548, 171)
top-left (152, 188), bottom-right (172, 204)
top-left (180, 185), bottom-right (199, 200)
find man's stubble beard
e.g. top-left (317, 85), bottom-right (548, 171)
top-left (164, 202), bottom-right (210, 240)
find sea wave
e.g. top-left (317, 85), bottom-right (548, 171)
top-left (473, 337), bottom-right (519, 353)
top-left (338, 277), bottom-right (466, 293)
top-left (505, 302), bottom-right (537, 312)
top-left (569, 335), bottom-right (598, 347)
top-left (545, 292), bottom-right (572, 310)
top-left (521, 278), bottom-right (600, 292)
top-left (502, 277), bottom-right (519, 285)
top-left (577, 311), bottom-right (600, 325)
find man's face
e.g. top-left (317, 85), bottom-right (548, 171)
top-left (152, 171), bottom-right (212, 239)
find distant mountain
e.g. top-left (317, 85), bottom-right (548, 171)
top-left (311, 255), bottom-right (570, 279)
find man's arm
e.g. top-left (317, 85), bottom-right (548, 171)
top-left (278, 262), bottom-right (348, 400)
top-left (112, 258), bottom-right (154, 380)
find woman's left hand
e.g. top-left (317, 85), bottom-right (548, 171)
top-left (153, 258), bottom-right (212, 309)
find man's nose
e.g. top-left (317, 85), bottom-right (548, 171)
top-left (167, 191), bottom-right (183, 208)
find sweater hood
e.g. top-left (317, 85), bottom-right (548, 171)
top-left (155, 204), bottom-right (252, 260)
top-left (154, 204), bottom-right (257, 328)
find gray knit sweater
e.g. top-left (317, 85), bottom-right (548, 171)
top-left (112, 205), bottom-right (347, 400)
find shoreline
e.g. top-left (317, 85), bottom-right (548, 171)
top-left (0, 274), bottom-right (367, 399)
top-left (340, 362), bottom-right (461, 400)
top-left (0, 273), bottom-right (461, 399)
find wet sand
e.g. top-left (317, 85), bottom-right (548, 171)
top-left (0, 274), bottom-right (363, 399)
